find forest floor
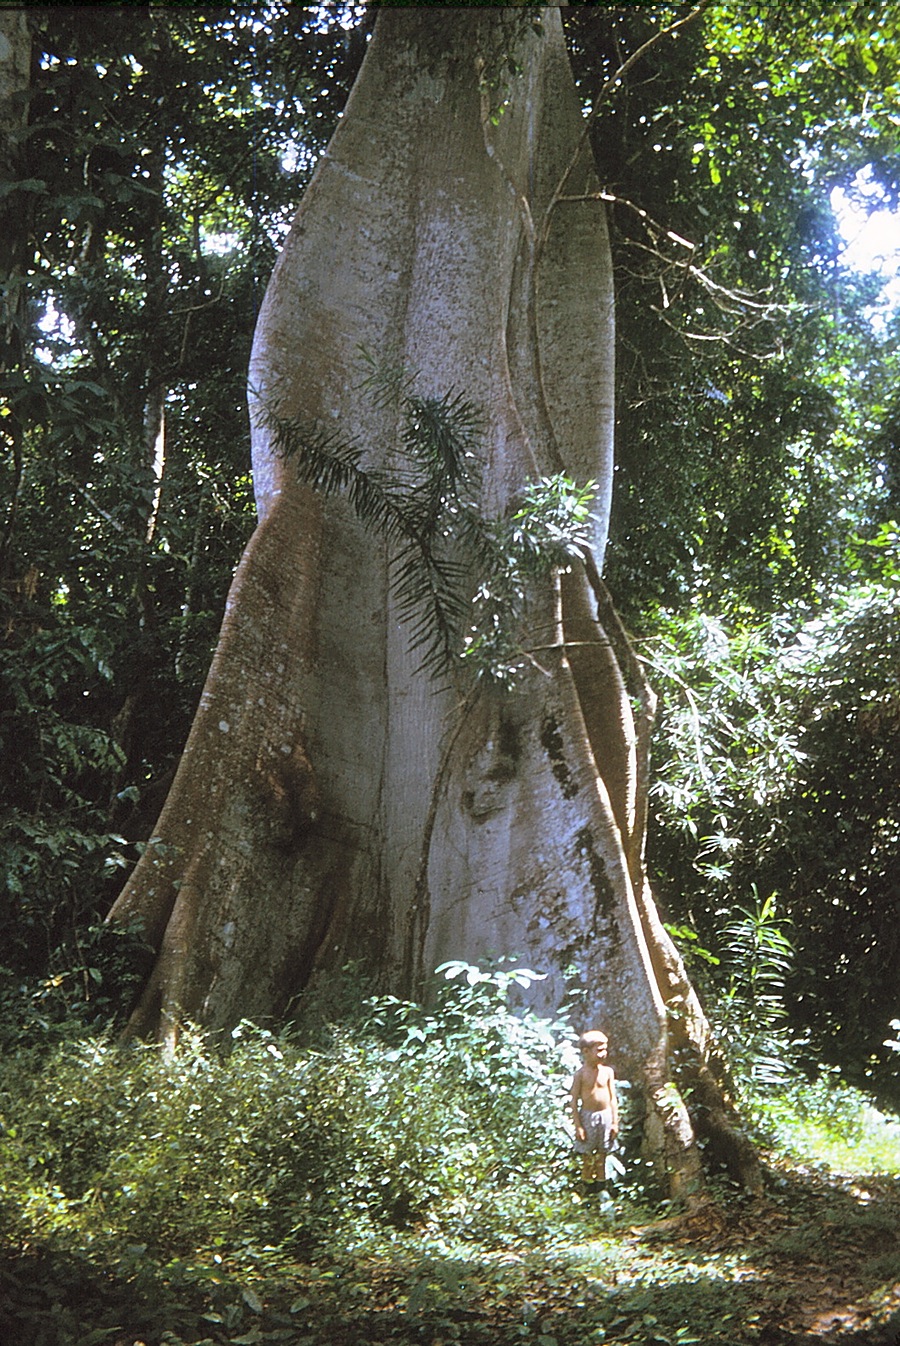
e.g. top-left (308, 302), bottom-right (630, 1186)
top-left (1, 1157), bottom-right (899, 1346)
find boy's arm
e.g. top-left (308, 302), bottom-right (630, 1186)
top-left (608, 1068), bottom-right (619, 1136)
top-left (570, 1068), bottom-right (586, 1138)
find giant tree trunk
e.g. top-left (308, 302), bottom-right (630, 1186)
top-left (109, 8), bottom-right (758, 1199)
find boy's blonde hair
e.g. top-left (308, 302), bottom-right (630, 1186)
top-left (578, 1029), bottom-right (608, 1048)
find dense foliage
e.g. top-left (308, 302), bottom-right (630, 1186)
top-left (1, 965), bottom-right (898, 1346)
top-left (561, 2), bottom-right (900, 1104)
top-left (1, 3), bottom-right (898, 1110)
top-left (0, 968), bottom-right (578, 1257)
top-left (646, 580), bottom-right (900, 1104)
top-left (567, 2), bottom-right (900, 616)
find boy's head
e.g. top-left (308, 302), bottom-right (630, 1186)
top-left (578, 1030), bottom-right (608, 1057)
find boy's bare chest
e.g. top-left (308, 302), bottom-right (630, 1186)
top-left (582, 1066), bottom-right (609, 1094)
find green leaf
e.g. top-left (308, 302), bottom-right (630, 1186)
top-left (0, 177), bottom-right (48, 198)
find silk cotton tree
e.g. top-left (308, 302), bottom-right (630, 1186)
top-left (109, 7), bottom-right (758, 1198)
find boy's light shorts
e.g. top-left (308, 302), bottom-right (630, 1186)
top-left (574, 1107), bottom-right (614, 1155)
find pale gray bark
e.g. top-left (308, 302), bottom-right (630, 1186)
top-left (0, 11), bottom-right (29, 138)
top-left (109, 8), bottom-right (755, 1197)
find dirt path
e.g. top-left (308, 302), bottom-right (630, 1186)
top-left (627, 1167), bottom-right (900, 1344)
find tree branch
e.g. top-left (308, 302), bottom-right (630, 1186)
top-left (538, 0), bottom-right (712, 260)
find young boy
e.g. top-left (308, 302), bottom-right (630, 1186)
top-left (570, 1029), bottom-right (619, 1188)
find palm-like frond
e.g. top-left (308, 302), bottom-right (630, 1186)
top-left (262, 385), bottom-right (482, 675)
top-left (263, 366), bottom-right (598, 684)
top-left (262, 409), bottom-right (411, 545)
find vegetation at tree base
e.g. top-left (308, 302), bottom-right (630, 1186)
top-left (2, 1), bottom-right (900, 1338)
top-left (1, 964), bottom-right (899, 1346)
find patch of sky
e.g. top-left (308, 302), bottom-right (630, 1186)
top-left (312, 2), bottom-right (367, 32)
top-left (202, 230), bottom-right (241, 256)
top-left (831, 166), bottom-right (900, 328)
top-left (36, 296), bottom-right (78, 365)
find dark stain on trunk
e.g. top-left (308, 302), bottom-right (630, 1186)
top-left (540, 714), bottom-right (579, 799)
top-left (574, 824), bottom-right (619, 945)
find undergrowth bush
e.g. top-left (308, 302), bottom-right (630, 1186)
top-left (0, 962), bottom-right (582, 1263)
top-left (741, 1066), bottom-right (900, 1175)
top-left (680, 898), bottom-right (900, 1176)
top-left (0, 917), bottom-right (155, 1053)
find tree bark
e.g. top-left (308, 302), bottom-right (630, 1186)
top-left (0, 10), bottom-right (33, 580)
top-left (108, 8), bottom-right (757, 1198)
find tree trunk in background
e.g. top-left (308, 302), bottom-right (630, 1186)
top-left (0, 8), bottom-right (31, 349)
top-left (107, 15), bottom-right (171, 810)
top-left (0, 10), bottom-right (33, 579)
top-left (109, 8), bottom-right (758, 1199)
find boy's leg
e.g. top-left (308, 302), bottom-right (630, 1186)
top-left (580, 1151), bottom-right (604, 1190)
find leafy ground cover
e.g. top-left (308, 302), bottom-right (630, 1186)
top-left (0, 966), bottom-right (897, 1346)
top-left (1, 1164), bottom-right (898, 1346)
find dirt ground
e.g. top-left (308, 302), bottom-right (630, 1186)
top-left (1, 1160), bottom-right (898, 1346)
top-left (625, 1163), bottom-right (900, 1345)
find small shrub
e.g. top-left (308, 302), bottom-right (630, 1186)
top-left (711, 889), bottom-right (797, 1091)
top-left (0, 919), bottom-right (155, 1052)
